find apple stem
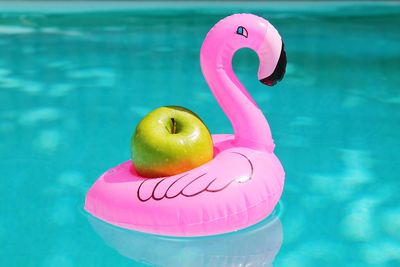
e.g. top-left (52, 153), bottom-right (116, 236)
top-left (171, 118), bottom-right (177, 134)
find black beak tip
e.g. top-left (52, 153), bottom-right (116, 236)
top-left (260, 77), bottom-right (277, 86)
top-left (260, 42), bottom-right (287, 86)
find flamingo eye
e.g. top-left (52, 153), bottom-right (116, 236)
top-left (236, 26), bottom-right (248, 38)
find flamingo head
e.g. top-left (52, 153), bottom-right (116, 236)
top-left (204, 13), bottom-right (287, 86)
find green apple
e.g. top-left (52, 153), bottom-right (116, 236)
top-left (131, 106), bottom-right (213, 178)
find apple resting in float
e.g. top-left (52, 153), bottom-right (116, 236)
top-left (131, 106), bottom-right (214, 178)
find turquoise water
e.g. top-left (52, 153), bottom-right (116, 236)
top-left (1, 2), bottom-right (400, 266)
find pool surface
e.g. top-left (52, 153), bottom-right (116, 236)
top-left (1, 2), bottom-right (399, 266)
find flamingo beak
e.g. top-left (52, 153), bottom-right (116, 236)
top-left (259, 42), bottom-right (287, 86)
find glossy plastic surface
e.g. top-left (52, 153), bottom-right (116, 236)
top-left (85, 13), bottom-right (286, 236)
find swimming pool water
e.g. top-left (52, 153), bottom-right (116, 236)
top-left (1, 2), bottom-right (399, 266)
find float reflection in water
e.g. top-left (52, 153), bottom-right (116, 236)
top-left (86, 205), bottom-right (283, 267)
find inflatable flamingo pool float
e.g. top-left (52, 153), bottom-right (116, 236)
top-left (85, 13), bottom-right (287, 237)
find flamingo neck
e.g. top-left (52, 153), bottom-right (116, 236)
top-left (200, 44), bottom-right (275, 152)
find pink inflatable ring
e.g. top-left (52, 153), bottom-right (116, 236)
top-left (85, 13), bottom-right (287, 237)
